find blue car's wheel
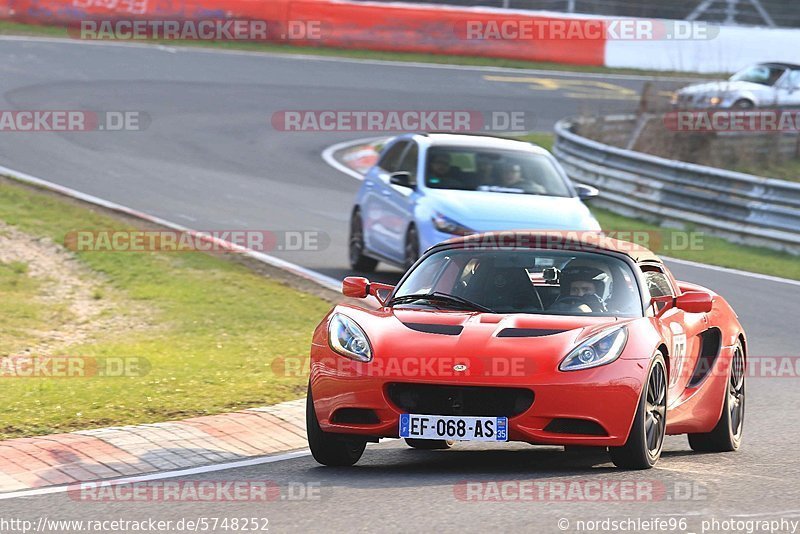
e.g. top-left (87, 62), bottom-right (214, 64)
top-left (349, 209), bottom-right (378, 272)
top-left (404, 225), bottom-right (420, 271)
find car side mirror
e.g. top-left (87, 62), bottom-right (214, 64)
top-left (389, 171), bottom-right (414, 188)
top-left (342, 276), bottom-right (369, 298)
top-left (342, 277), bottom-right (395, 305)
top-left (575, 183), bottom-right (599, 200)
top-left (675, 291), bottom-right (713, 313)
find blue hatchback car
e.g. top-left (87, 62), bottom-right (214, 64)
top-left (349, 133), bottom-right (601, 271)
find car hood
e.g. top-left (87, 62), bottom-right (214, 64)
top-left (679, 80), bottom-right (770, 96)
top-left (327, 305), bottom-right (639, 377)
top-left (426, 189), bottom-right (599, 231)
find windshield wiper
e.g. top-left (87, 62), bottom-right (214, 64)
top-left (388, 292), bottom-right (495, 313)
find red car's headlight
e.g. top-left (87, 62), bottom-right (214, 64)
top-left (560, 326), bottom-right (628, 371)
top-left (328, 313), bottom-right (373, 362)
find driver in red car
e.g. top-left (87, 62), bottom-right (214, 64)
top-left (551, 261), bottom-right (612, 313)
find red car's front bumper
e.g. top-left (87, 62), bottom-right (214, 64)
top-left (309, 342), bottom-right (650, 447)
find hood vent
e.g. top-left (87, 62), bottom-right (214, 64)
top-left (402, 322), bottom-right (463, 336)
top-left (497, 328), bottom-right (568, 338)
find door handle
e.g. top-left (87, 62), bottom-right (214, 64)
top-left (381, 190), bottom-right (392, 196)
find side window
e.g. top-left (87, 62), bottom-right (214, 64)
top-left (378, 141), bottom-right (408, 172)
top-left (642, 268), bottom-right (674, 313)
top-left (396, 142), bottom-right (419, 185)
top-left (644, 270), bottom-right (674, 298)
top-left (790, 70), bottom-right (800, 89)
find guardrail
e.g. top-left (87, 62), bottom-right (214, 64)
top-left (553, 116), bottom-right (800, 255)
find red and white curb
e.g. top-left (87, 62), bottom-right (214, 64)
top-left (0, 400), bottom-right (307, 497)
top-left (320, 136), bottom-right (387, 181)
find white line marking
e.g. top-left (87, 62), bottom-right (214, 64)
top-left (0, 35), bottom-right (706, 81)
top-left (322, 138), bottom-right (800, 288)
top-left (0, 164), bottom-right (342, 292)
top-left (664, 256), bottom-right (800, 288)
top-left (320, 136), bottom-right (388, 181)
top-left (0, 449), bottom-right (312, 500)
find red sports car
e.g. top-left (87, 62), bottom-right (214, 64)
top-left (306, 232), bottom-right (746, 469)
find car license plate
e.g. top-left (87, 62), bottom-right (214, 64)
top-left (399, 414), bottom-right (508, 442)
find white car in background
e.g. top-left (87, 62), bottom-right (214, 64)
top-left (673, 62), bottom-right (800, 109)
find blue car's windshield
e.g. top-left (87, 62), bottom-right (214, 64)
top-left (425, 146), bottom-right (572, 197)
top-left (394, 248), bottom-right (643, 317)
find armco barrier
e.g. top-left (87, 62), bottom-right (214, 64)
top-left (553, 116), bottom-right (800, 255)
top-left (1, 0), bottom-right (605, 65)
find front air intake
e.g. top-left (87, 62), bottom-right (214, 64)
top-left (387, 383), bottom-right (533, 417)
top-left (544, 418), bottom-right (608, 436)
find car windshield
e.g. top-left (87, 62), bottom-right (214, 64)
top-left (425, 146), bottom-right (572, 197)
top-left (729, 64), bottom-right (786, 86)
top-left (393, 248), bottom-right (643, 317)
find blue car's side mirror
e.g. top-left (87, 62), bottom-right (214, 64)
top-left (575, 183), bottom-right (599, 200)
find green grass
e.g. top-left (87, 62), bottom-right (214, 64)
top-left (0, 179), bottom-right (330, 439)
top-left (734, 158), bottom-right (800, 183)
top-left (516, 132), bottom-right (800, 280)
top-left (0, 260), bottom-right (48, 352)
top-left (0, 20), bottom-right (715, 78)
top-left (519, 132), bottom-right (555, 151)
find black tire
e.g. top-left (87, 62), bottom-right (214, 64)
top-left (405, 438), bottom-right (454, 450)
top-left (306, 385), bottom-right (367, 466)
top-left (349, 209), bottom-right (378, 272)
top-left (609, 352), bottom-right (667, 469)
top-left (403, 225), bottom-right (420, 272)
top-left (688, 341), bottom-right (745, 452)
top-left (732, 99), bottom-right (754, 109)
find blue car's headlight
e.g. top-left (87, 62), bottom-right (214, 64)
top-left (432, 212), bottom-right (473, 236)
top-left (560, 326), bottom-right (628, 371)
top-left (328, 313), bottom-right (372, 362)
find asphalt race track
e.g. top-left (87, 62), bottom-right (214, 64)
top-left (1, 38), bottom-right (799, 533)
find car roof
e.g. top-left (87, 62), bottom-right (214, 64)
top-left (416, 133), bottom-right (550, 154)
top-left (431, 231), bottom-right (662, 264)
top-left (758, 62), bottom-right (800, 70)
